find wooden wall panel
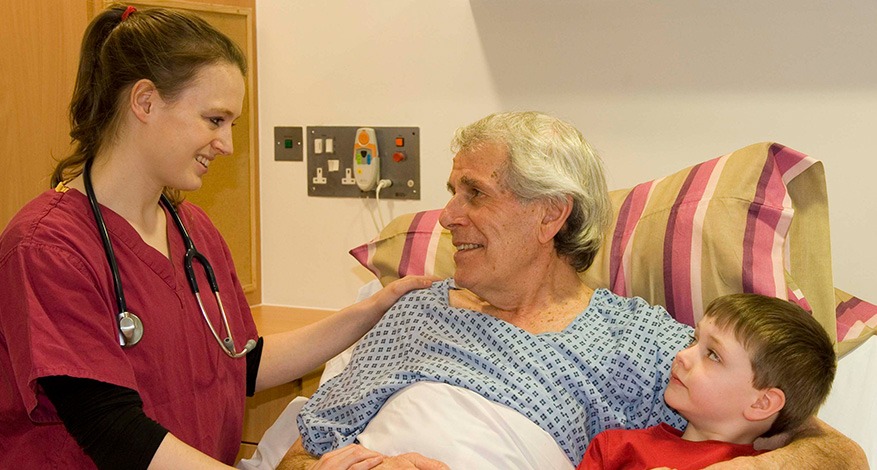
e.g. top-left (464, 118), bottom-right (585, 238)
top-left (0, 1), bottom-right (88, 229)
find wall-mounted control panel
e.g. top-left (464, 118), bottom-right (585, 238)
top-left (307, 126), bottom-right (420, 200)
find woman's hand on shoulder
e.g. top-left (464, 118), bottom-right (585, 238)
top-left (335, 275), bottom-right (440, 340)
top-left (367, 276), bottom-right (440, 315)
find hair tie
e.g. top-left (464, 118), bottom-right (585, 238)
top-left (121, 6), bottom-right (137, 21)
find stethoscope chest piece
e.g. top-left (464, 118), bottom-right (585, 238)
top-left (84, 159), bottom-right (252, 358)
top-left (118, 311), bottom-right (143, 347)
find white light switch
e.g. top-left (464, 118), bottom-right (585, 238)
top-left (325, 138), bottom-right (334, 154)
top-left (314, 138), bottom-right (323, 154)
top-left (328, 159), bottom-right (340, 172)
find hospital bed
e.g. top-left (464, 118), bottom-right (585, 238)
top-left (239, 142), bottom-right (877, 469)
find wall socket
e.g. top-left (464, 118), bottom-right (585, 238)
top-left (307, 126), bottom-right (420, 200)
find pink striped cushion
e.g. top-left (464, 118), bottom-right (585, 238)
top-left (834, 288), bottom-right (877, 350)
top-left (591, 144), bottom-right (809, 327)
top-left (350, 142), bottom-right (875, 354)
top-left (349, 210), bottom-right (454, 286)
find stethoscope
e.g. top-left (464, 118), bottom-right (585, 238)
top-left (83, 160), bottom-right (255, 358)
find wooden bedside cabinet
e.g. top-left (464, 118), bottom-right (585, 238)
top-left (236, 306), bottom-right (333, 462)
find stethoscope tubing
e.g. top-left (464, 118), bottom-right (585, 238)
top-left (82, 159), bottom-right (253, 357)
top-left (83, 161), bottom-right (129, 315)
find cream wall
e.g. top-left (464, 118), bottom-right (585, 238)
top-left (256, 1), bottom-right (877, 309)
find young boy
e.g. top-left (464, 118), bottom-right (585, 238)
top-left (578, 293), bottom-right (837, 470)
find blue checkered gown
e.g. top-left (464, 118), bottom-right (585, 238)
top-left (297, 279), bottom-right (692, 465)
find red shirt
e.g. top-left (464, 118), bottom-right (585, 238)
top-left (578, 423), bottom-right (763, 470)
top-left (0, 188), bottom-right (258, 468)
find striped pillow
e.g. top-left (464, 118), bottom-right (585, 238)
top-left (583, 142), bottom-right (841, 347)
top-left (349, 209), bottom-right (454, 285)
top-left (349, 142), bottom-right (874, 354)
top-left (834, 288), bottom-right (877, 352)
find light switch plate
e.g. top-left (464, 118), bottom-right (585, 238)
top-left (274, 126), bottom-right (303, 161)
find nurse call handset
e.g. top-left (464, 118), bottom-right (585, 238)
top-left (353, 127), bottom-right (380, 191)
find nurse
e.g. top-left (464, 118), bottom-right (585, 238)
top-left (0, 5), bottom-right (430, 469)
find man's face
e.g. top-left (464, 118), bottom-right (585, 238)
top-left (439, 142), bottom-right (546, 296)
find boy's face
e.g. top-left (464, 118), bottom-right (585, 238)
top-left (664, 316), bottom-right (764, 431)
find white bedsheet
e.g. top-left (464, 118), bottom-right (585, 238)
top-left (237, 396), bottom-right (308, 470)
top-left (358, 381), bottom-right (572, 470)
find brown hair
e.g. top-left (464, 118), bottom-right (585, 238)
top-left (51, 4), bottom-right (247, 205)
top-left (704, 294), bottom-right (836, 436)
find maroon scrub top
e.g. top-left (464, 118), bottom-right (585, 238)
top-left (0, 187), bottom-right (258, 467)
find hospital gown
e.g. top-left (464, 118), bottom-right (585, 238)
top-left (298, 279), bottom-right (692, 465)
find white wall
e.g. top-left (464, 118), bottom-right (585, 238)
top-left (257, 0), bottom-right (877, 310)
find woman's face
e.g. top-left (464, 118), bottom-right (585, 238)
top-left (146, 62), bottom-right (245, 192)
top-left (439, 142), bottom-right (547, 296)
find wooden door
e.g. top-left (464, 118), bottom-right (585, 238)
top-left (0, 1), bottom-right (87, 230)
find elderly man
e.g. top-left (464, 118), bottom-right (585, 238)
top-left (280, 112), bottom-right (866, 470)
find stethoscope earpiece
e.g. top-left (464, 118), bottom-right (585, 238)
top-left (83, 160), bottom-right (253, 358)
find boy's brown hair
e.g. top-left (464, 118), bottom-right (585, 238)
top-left (705, 294), bottom-right (836, 436)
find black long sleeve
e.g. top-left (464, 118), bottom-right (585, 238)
top-left (39, 376), bottom-right (168, 470)
top-left (40, 336), bottom-right (263, 468)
